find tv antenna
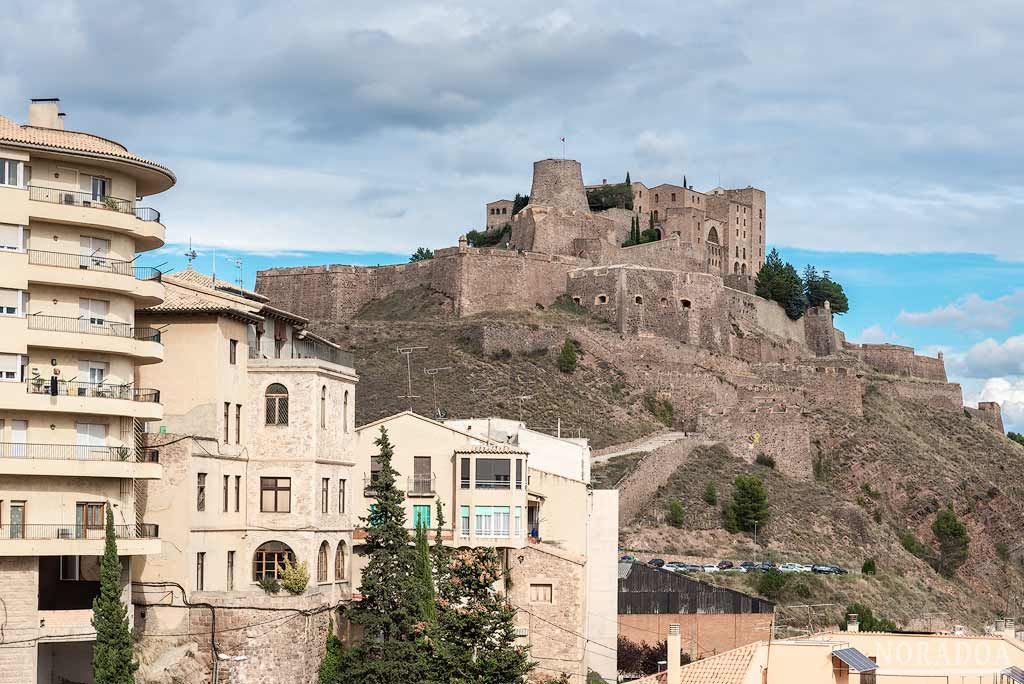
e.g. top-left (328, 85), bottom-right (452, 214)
top-left (222, 255), bottom-right (243, 289)
top-left (424, 367), bottom-right (452, 419)
top-left (397, 346), bottom-right (428, 410)
top-left (184, 237), bottom-right (198, 268)
top-left (514, 394), bottom-right (533, 422)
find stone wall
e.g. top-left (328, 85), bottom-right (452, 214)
top-left (464, 323), bottom-right (563, 356)
top-left (618, 613), bottom-right (773, 658)
top-left (617, 438), bottom-right (706, 524)
top-left (0, 557), bottom-right (39, 683)
top-left (846, 343), bottom-right (948, 382)
top-left (802, 304), bottom-right (838, 356)
top-left (702, 406), bottom-right (813, 480)
top-left (529, 159), bottom-right (589, 213)
top-left (966, 401), bottom-right (1005, 433)
top-left (873, 378), bottom-right (964, 412)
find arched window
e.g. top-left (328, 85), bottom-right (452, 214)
top-left (734, 262), bottom-right (740, 274)
top-left (252, 540), bottom-right (294, 580)
top-left (317, 541), bottom-right (329, 583)
top-left (634, 295), bottom-right (643, 305)
top-left (681, 299), bottom-right (692, 309)
top-left (320, 385), bottom-right (327, 429)
top-left (741, 263), bottom-right (747, 275)
top-left (343, 390), bottom-right (349, 433)
top-left (265, 383), bottom-right (288, 425)
top-left (335, 542), bottom-right (347, 581)
top-left (707, 227), bottom-right (719, 244)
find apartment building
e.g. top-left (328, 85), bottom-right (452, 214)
top-left (130, 268), bottom-right (358, 683)
top-left (0, 99), bottom-right (172, 682)
top-left (353, 412), bottom-right (619, 682)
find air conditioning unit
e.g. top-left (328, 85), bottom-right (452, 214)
top-left (513, 626), bottom-right (529, 638)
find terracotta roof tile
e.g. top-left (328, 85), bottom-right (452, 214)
top-left (632, 642), bottom-right (761, 684)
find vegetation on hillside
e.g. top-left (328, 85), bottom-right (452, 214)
top-left (840, 603), bottom-right (897, 632)
top-left (466, 224), bottom-right (511, 248)
top-left (622, 213), bottom-right (660, 247)
top-left (558, 338), bottom-right (578, 373)
top-left (1008, 431), bottom-right (1024, 446)
top-left (587, 175), bottom-right (633, 212)
top-left (755, 248), bottom-right (850, 319)
top-left (723, 474), bottom-right (770, 534)
top-left (591, 452), bottom-right (646, 489)
top-left (617, 637), bottom-right (691, 677)
top-left (409, 247), bottom-right (434, 262)
top-left (643, 394), bottom-right (674, 427)
top-left (511, 192), bottom-right (529, 215)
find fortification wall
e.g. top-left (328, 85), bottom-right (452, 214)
top-left (617, 438), bottom-right (707, 524)
top-left (511, 205), bottom-right (617, 255)
top-left (465, 322), bottom-right (563, 356)
top-left (598, 235), bottom-right (706, 272)
top-left (872, 378), bottom-right (964, 412)
top-left (846, 343), bottom-right (948, 382)
top-left (530, 158), bottom-right (590, 213)
top-left (702, 407), bottom-right (813, 480)
top-left (965, 401), bottom-right (1005, 433)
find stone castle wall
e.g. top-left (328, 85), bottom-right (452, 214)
top-left (846, 343), bottom-right (947, 382)
top-left (529, 158), bottom-right (590, 213)
top-left (965, 401), bottom-right (1005, 433)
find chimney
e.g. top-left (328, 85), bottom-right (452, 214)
top-left (667, 624), bottom-right (681, 684)
top-left (847, 614), bottom-right (860, 633)
top-left (28, 98), bottom-right (62, 129)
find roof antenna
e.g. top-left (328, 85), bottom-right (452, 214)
top-left (212, 247), bottom-right (217, 284)
top-left (184, 237), bottom-right (197, 269)
top-left (223, 255), bottom-right (243, 289)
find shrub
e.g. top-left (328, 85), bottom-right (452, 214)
top-left (409, 247), bottom-right (434, 262)
top-left (642, 394), bottom-right (674, 427)
top-left (932, 507), bottom-right (969, 577)
top-left (841, 602), bottom-right (897, 632)
top-left (667, 500), bottom-right (685, 528)
top-left (753, 570), bottom-right (789, 601)
top-left (466, 224), bottom-right (511, 248)
top-left (703, 481), bottom-right (718, 505)
top-left (898, 529), bottom-right (931, 561)
top-left (862, 558), bottom-right (877, 575)
top-left (551, 294), bottom-right (586, 316)
top-left (279, 558), bottom-right (309, 595)
top-left (754, 453), bottom-right (776, 469)
top-left (558, 338), bottom-right (578, 373)
top-left (258, 574), bottom-right (281, 595)
top-left (996, 542), bottom-right (1010, 562)
top-left (1008, 431), bottom-right (1024, 446)
top-left (586, 182), bottom-right (633, 212)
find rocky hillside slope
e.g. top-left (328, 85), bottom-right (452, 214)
top-left (312, 288), bottom-right (1024, 631)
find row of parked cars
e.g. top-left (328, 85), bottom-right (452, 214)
top-left (622, 556), bottom-right (849, 575)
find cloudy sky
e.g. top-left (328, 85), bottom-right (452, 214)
top-left (3, 1), bottom-right (1023, 429)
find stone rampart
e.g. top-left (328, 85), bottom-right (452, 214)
top-left (465, 323), bottom-right (563, 356)
top-left (965, 401), bottom-right (1005, 433)
top-left (845, 343), bottom-right (948, 382)
top-left (872, 378), bottom-right (964, 412)
top-left (530, 158), bottom-right (589, 213)
top-left (617, 438), bottom-right (706, 524)
top-left (702, 407), bottom-right (812, 480)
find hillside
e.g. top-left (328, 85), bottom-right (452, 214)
top-left (309, 290), bottom-right (1024, 631)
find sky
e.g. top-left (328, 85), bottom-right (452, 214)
top-left (2, 1), bottom-right (1023, 430)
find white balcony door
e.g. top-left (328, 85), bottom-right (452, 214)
top-left (0, 288), bottom-right (20, 316)
top-left (80, 235), bottom-right (111, 270)
top-left (79, 298), bottom-right (109, 329)
top-left (0, 223), bottom-right (22, 252)
top-left (79, 360), bottom-right (108, 387)
top-left (11, 419), bottom-right (27, 458)
top-left (0, 353), bottom-right (20, 382)
top-left (76, 422), bottom-right (106, 460)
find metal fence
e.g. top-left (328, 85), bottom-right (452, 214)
top-left (26, 314), bottom-right (161, 342)
top-left (408, 475), bottom-right (436, 494)
top-left (26, 249), bottom-right (162, 281)
top-left (28, 185), bottom-right (161, 222)
top-left (0, 523), bottom-right (159, 540)
top-left (26, 379), bottom-right (160, 403)
top-left (0, 442), bottom-right (158, 462)
top-left (292, 338), bottom-right (354, 367)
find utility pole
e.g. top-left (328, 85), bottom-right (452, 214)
top-left (424, 366), bottom-right (452, 419)
top-left (397, 346), bottom-right (428, 410)
top-left (514, 395), bottom-right (532, 422)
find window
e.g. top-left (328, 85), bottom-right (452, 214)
top-left (634, 295), bottom-right (643, 304)
top-left (530, 583), bottom-right (553, 603)
top-left (224, 402), bottom-right (230, 443)
top-left (227, 551), bottom-right (235, 590)
top-left (460, 505), bottom-right (470, 537)
top-left (235, 405), bottom-right (241, 444)
top-left (252, 541), bottom-right (294, 580)
top-left (78, 502), bottom-right (104, 529)
top-left (515, 459), bottom-right (523, 490)
top-left (197, 473), bottom-right (207, 511)
top-left (265, 383), bottom-right (289, 425)
top-left (460, 458), bottom-right (470, 489)
top-left (0, 354), bottom-right (23, 381)
top-left (655, 193), bottom-right (659, 203)
top-left (9, 501), bottom-right (25, 538)
top-left (707, 227), bottom-right (719, 244)
top-left (413, 504), bottom-right (431, 528)
top-left (234, 475), bottom-right (241, 512)
top-left (338, 479), bottom-right (346, 514)
top-left (476, 458), bottom-right (511, 489)
top-left (0, 288), bottom-right (20, 316)
top-left (335, 542), bottom-right (347, 580)
top-left (79, 298), bottom-right (109, 327)
top-left (79, 359), bottom-right (107, 386)
top-left (475, 506), bottom-right (510, 537)
top-left (671, 192), bottom-right (676, 202)
top-left (343, 391), bottom-right (349, 433)
top-left (370, 456), bottom-right (382, 484)
top-left (90, 175), bottom-right (110, 201)
top-left (413, 455), bottom-right (431, 493)
top-left (0, 158), bottom-right (21, 187)
top-left (0, 224), bottom-right (23, 252)
top-left (260, 477), bottom-right (291, 512)
top-left (595, 294), bottom-right (608, 305)
top-left (229, 339), bottom-right (238, 365)
top-left (79, 235), bottom-right (110, 269)
top-left (320, 386), bottom-right (326, 429)
top-left (322, 477), bottom-right (329, 514)
top-left (223, 475), bottom-right (229, 513)
top-left (60, 556), bottom-right (80, 581)
top-left (515, 506), bottom-right (522, 537)
top-left (681, 299), bottom-right (692, 309)
top-left (317, 541), bottom-right (329, 583)
top-left (196, 552), bottom-right (206, 591)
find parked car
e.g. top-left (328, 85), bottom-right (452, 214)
top-left (811, 564), bottom-right (835, 574)
top-left (717, 560), bottom-right (734, 570)
top-left (665, 561), bottom-right (687, 570)
top-left (682, 564), bottom-right (702, 573)
top-left (722, 566), bottom-right (747, 573)
top-left (756, 561), bottom-right (777, 572)
top-left (648, 558), bottom-right (666, 568)
top-left (739, 560), bottom-right (757, 570)
top-left (700, 564), bottom-right (720, 573)
top-left (778, 563), bottom-right (804, 573)
top-left (620, 555), bottom-right (637, 562)
top-left (831, 565), bottom-right (849, 575)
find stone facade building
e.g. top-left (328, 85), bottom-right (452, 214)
top-left (0, 98), bottom-right (172, 682)
top-left (486, 198), bottom-right (514, 230)
top-left (131, 269), bottom-right (357, 683)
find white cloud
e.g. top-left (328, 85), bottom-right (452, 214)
top-left (897, 289), bottom-right (1024, 330)
top-left (974, 377), bottom-right (1024, 433)
top-left (953, 335), bottom-right (1024, 378)
top-left (853, 324), bottom-right (898, 344)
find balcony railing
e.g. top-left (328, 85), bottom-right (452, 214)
top-left (27, 249), bottom-right (162, 282)
top-left (0, 442), bottom-right (158, 462)
top-left (26, 379), bottom-right (160, 403)
top-left (27, 314), bottom-right (161, 343)
top-left (408, 475), bottom-right (436, 495)
top-left (0, 523), bottom-right (159, 540)
top-left (28, 185), bottom-right (161, 222)
top-left (292, 339), bottom-right (354, 367)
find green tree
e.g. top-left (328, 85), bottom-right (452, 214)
top-left (724, 475), bottom-right (769, 534)
top-left (335, 427), bottom-right (425, 683)
top-left (1009, 432), bottom-right (1024, 446)
top-left (511, 193), bottom-right (530, 215)
top-left (804, 265), bottom-right (849, 314)
top-left (92, 505), bottom-right (138, 684)
top-left (841, 603), bottom-right (897, 632)
top-left (558, 338), bottom-right (578, 373)
top-left (413, 520), bottom-right (436, 622)
top-left (861, 558), bottom-right (877, 575)
top-left (932, 507), bottom-right (970, 577)
top-left (625, 171), bottom-right (631, 185)
top-left (319, 621), bottom-right (343, 684)
top-left (703, 481), bottom-right (718, 505)
top-left (756, 249), bottom-right (808, 320)
top-left (410, 247), bottom-right (434, 262)
top-left (667, 500), bottom-right (685, 528)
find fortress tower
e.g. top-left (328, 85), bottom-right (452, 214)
top-left (529, 159), bottom-right (590, 213)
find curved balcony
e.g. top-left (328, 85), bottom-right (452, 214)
top-left (27, 185), bottom-right (165, 251)
top-left (0, 522), bottom-right (160, 556)
top-left (26, 249), bottom-right (164, 306)
top-left (26, 314), bottom-right (164, 364)
top-left (0, 379), bottom-right (163, 421)
top-left (0, 442), bottom-right (161, 479)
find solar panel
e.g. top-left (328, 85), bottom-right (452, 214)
top-left (832, 648), bottom-right (878, 672)
top-left (1001, 666), bottom-right (1024, 683)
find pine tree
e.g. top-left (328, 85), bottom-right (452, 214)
top-left (724, 475), bottom-right (769, 534)
top-left (683, 174), bottom-right (687, 189)
top-left (92, 505), bottom-right (138, 684)
top-left (932, 507), bottom-right (970, 578)
top-left (819, 271), bottom-right (850, 315)
top-left (558, 338), bottom-right (578, 373)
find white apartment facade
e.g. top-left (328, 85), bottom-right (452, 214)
top-left (0, 98), bottom-right (173, 683)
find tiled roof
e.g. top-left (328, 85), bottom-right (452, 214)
top-left (171, 268), bottom-right (269, 303)
top-left (632, 642), bottom-right (761, 684)
top-left (139, 280), bottom-right (263, 322)
top-left (453, 444), bottom-right (529, 455)
top-left (0, 115), bottom-right (174, 183)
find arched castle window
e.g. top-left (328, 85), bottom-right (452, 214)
top-left (707, 227), bottom-right (719, 244)
top-left (317, 541), bottom-right (329, 583)
top-left (741, 263), bottom-right (747, 275)
top-left (265, 383), bottom-right (289, 425)
top-left (335, 542), bottom-right (347, 580)
top-left (252, 541), bottom-right (294, 580)
top-left (734, 262), bottom-right (740, 274)
top-left (320, 385), bottom-right (327, 429)
top-left (681, 299), bottom-right (692, 309)
top-left (595, 294), bottom-right (608, 305)
top-left (634, 296), bottom-right (643, 305)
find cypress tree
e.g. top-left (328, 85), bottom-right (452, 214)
top-left (625, 171), bottom-right (631, 185)
top-left (413, 520), bottom-right (436, 622)
top-left (649, 211), bottom-right (655, 230)
top-left (92, 505), bottom-right (138, 684)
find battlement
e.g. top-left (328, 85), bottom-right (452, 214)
top-left (843, 341), bottom-right (947, 382)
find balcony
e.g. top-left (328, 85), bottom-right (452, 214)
top-left (28, 249), bottom-right (162, 282)
top-left (0, 442), bottom-right (161, 479)
top-left (0, 378), bottom-right (163, 421)
top-left (0, 522), bottom-right (161, 556)
top-left (407, 475), bottom-right (436, 497)
top-left (250, 339), bottom-right (355, 368)
top-left (28, 185), bottom-right (161, 222)
top-left (27, 314), bottom-right (161, 342)
top-left (26, 378), bottom-right (160, 402)
top-left (25, 314), bottom-right (163, 363)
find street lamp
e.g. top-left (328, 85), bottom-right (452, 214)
top-left (753, 520), bottom-right (759, 559)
